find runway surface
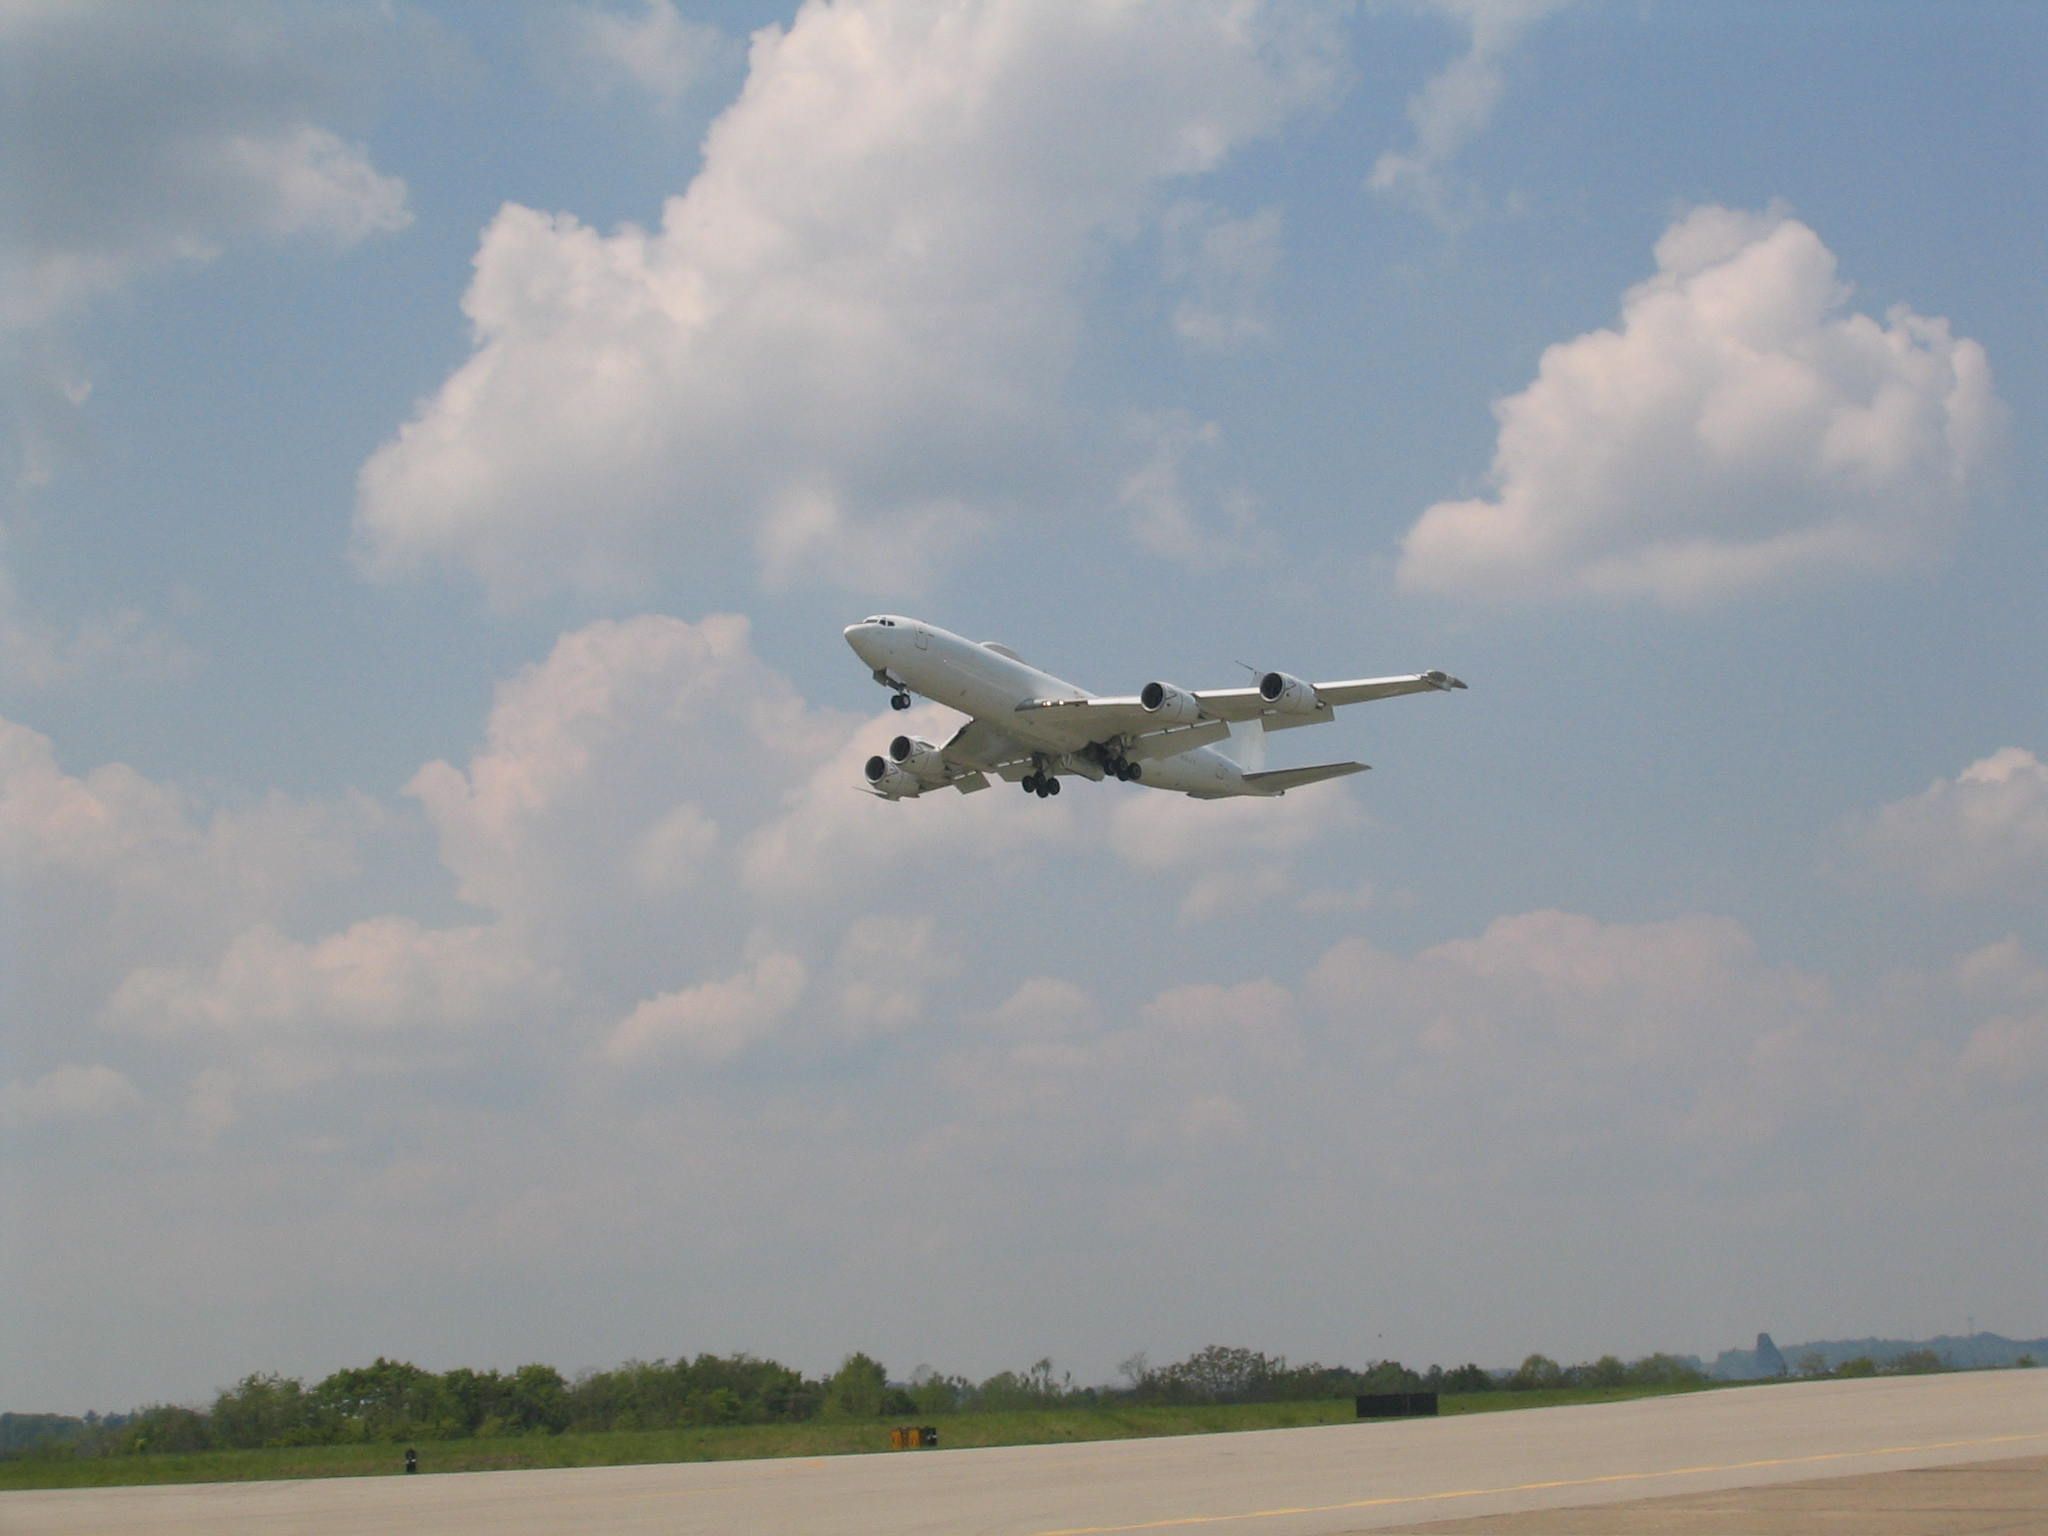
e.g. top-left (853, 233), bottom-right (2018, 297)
top-left (6, 1370), bottom-right (2044, 1536)
top-left (1379, 1453), bottom-right (2048, 1533)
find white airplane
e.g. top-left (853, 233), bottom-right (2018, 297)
top-left (844, 615), bottom-right (1465, 801)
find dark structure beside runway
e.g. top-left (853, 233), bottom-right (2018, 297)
top-left (1357, 1392), bottom-right (1440, 1419)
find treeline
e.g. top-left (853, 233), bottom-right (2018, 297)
top-left (3, 1343), bottom-right (1768, 1460)
top-left (1809, 1347), bottom-right (2000, 1379)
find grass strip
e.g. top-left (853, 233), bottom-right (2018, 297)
top-left (0, 1383), bottom-right (1722, 1492)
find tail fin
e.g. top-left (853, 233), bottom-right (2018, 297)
top-left (1240, 761), bottom-right (1368, 794)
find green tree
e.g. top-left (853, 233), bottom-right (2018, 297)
top-left (1509, 1354), bottom-right (1563, 1391)
top-left (211, 1373), bottom-right (313, 1448)
top-left (827, 1353), bottom-right (888, 1417)
top-left (507, 1363), bottom-right (569, 1434)
top-left (121, 1406), bottom-right (212, 1455)
top-left (314, 1358), bottom-right (439, 1440)
top-left (1440, 1363), bottom-right (1494, 1394)
top-left (1622, 1354), bottom-right (1705, 1389)
top-left (1583, 1355), bottom-right (1628, 1389)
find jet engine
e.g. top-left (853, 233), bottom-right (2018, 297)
top-left (864, 755), bottom-right (920, 798)
top-left (888, 735), bottom-right (947, 785)
top-left (1258, 670), bottom-right (1322, 715)
top-left (1139, 680), bottom-right (1202, 724)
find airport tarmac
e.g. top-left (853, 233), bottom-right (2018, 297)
top-left (5, 1370), bottom-right (2043, 1536)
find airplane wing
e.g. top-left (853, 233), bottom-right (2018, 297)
top-left (1015, 671), bottom-right (1464, 737)
top-left (940, 718), bottom-right (1032, 772)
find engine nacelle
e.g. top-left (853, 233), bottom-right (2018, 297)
top-left (888, 734), bottom-right (947, 785)
top-left (1258, 670), bottom-right (1322, 715)
top-left (864, 754), bottom-right (920, 799)
top-left (1139, 680), bottom-right (1202, 724)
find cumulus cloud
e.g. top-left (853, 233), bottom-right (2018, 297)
top-left (408, 613), bottom-right (837, 926)
top-left (1160, 202), bottom-right (1283, 352)
top-left (0, 1), bottom-right (419, 680)
top-left (354, 0), bottom-right (1340, 598)
top-left (0, 1), bottom-right (412, 331)
top-left (0, 1064), bottom-right (141, 1132)
top-left (740, 697), bottom-right (1079, 904)
top-left (605, 950), bottom-right (807, 1063)
top-left (1, 1), bottom-right (416, 494)
top-left (1849, 748), bottom-right (2048, 898)
top-left (1397, 205), bottom-right (2003, 605)
top-left (1119, 414), bottom-right (1264, 568)
top-left (980, 977), bottom-right (1102, 1040)
top-left (561, 1), bottom-right (728, 110)
top-left (1369, 0), bottom-right (1566, 221)
top-left (1951, 941), bottom-right (2048, 1091)
top-left (827, 915), bottom-right (958, 1042)
top-left (0, 713), bottom-right (371, 948)
top-left (110, 919), bottom-right (553, 1043)
top-left (0, 563), bottom-right (197, 689)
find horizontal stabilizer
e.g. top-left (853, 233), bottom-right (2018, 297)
top-left (1241, 761), bottom-right (1368, 794)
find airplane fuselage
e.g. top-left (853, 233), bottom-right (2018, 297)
top-left (844, 616), bottom-right (1254, 796)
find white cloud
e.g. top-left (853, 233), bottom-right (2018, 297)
top-left (110, 918), bottom-right (554, 1042)
top-left (1119, 414), bottom-right (1264, 568)
top-left (217, 124), bottom-right (410, 246)
top-left (1849, 748), bottom-right (2048, 898)
top-left (565, 1), bottom-right (727, 110)
top-left (740, 697), bottom-right (1080, 905)
top-left (827, 915), bottom-right (958, 1042)
top-left (980, 977), bottom-right (1102, 1040)
top-left (0, 1064), bottom-right (141, 1132)
top-left (1108, 773), bottom-right (1355, 921)
top-left (1950, 940), bottom-right (2048, 1091)
top-left (0, 713), bottom-right (369, 935)
top-left (0, 562), bottom-right (197, 689)
top-left (408, 614), bottom-right (835, 924)
top-left (0, 1), bottom-right (417, 651)
top-left (1397, 205), bottom-right (2003, 605)
top-left (354, 0), bottom-right (1340, 598)
top-left (0, 1), bottom-right (413, 333)
top-left (1369, 0), bottom-right (1566, 221)
top-left (605, 950), bottom-right (807, 1063)
top-left (1160, 202), bottom-right (1282, 352)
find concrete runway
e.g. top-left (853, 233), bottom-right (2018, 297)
top-left (6, 1371), bottom-right (2044, 1536)
top-left (1378, 1454), bottom-right (2048, 1533)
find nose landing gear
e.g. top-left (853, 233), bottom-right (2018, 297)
top-left (871, 668), bottom-right (912, 710)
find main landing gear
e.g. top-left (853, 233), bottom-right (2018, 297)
top-left (1087, 741), bottom-right (1143, 782)
top-left (1021, 771), bottom-right (1061, 797)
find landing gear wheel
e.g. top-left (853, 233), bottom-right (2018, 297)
top-left (1047, 777), bottom-right (1061, 796)
top-left (1021, 774), bottom-right (1039, 794)
top-left (1126, 763), bottom-right (1142, 782)
top-left (890, 692), bottom-right (910, 711)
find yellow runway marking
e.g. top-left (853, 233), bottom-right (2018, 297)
top-left (1029, 1429), bottom-right (2048, 1535)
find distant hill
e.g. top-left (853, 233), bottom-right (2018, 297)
top-left (1709, 1332), bottom-right (2046, 1379)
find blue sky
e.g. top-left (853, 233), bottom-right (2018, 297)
top-left (4, 0), bottom-right (2045, 1413)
